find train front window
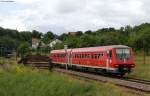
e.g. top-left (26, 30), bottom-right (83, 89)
top-left (116, 48), bottom-right (130, 60)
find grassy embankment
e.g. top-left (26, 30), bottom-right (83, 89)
top-left (0, 58), bottom-right (141, 96)
top-left (128, 54), bottom-right (150, 80)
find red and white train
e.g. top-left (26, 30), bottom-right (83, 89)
top-left (50, 45), bottom-right (135, 76)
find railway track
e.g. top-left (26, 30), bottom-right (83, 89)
top-left (53, 68), bottom-right (150, 94)
top-left (22, 55), bottom-right (150, 94)
top-left (123, 77), bottom-right (150, 85)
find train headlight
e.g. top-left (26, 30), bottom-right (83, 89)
top-left (115, 64), bottom-right (119, 67)
top-left (131, 64), bottom-right (135, 67)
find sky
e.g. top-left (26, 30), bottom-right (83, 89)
top-left (0, 0), bottom-right (149, 34)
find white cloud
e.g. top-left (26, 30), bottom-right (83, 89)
top-left (0, 0), bottom-right (150, 34)
top-left (14, 0), bottom-right (41, 5)
top-left (0, 15), bottom-right (26, 31)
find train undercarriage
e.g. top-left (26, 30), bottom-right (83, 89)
top-left (53, 63), bottom-right (134, 77)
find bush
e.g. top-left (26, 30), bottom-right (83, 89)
top-left (17, 42), bottom-right (31, 57)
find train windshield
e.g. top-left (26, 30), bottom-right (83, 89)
top-left (116, 48), bottom-right (131, 60)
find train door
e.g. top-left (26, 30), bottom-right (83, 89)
top-left (106, 50), bottom-right (112, 71)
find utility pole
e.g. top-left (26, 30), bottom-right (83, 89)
top-left (143, 40), bottom-right (146, 64)
top-left (0, 46), bottom-right (4, 64)
top-left (64, 45), bottom-right (68, 70)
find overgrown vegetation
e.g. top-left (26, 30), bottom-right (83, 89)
top-left (17, 42), bottom-right (31, 57)
top-left (0, 60), bottom-right (140, 96)
top-left (128, 55), bottom-right (150, 80)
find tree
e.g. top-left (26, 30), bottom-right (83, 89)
top-left (42, 31), bottom-right (54, 44)
top-left (85, 30), bottom-right (92, 34)
top-left (130, 27), bottom-right (150, 55)
top-left (59, 33), bottom-right (68, 40)
top-left (76, 31), bottom-right (83, 36)
top-left (124, 25), bottom-right (132, 36)
top-left (17, 42), bottom-right (30, 57)
top-left (32, 30), bottom-right (43, 39)
top-left (20, 31), bottom-right (32, 43)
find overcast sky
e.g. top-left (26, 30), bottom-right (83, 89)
top-left (0, 0), bottom-right (149, 34)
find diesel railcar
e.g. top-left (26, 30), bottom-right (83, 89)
top-left (50, 45), bottom-right (135, 76)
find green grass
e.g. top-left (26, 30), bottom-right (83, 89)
top-left (0, 59), bottom-right (140, 96)
top-left (0, 57), bottom-right (149, 96)
top-left (128, 55), bottom-right (150, 80)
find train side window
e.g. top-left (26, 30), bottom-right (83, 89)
top-left (85, 54), bottom-right (87, 58)
top-left (86, 54), bottom-right (88, 58)
top-left (96, 54), bottom-right (98, 59)
top-left (91, 54), bottom-right (94, 59)
top-left (98, 53), bottom-right (103, 60)
top-left (107, 50), bottom-right (112, 58)
top-left (88, 54), bottom-right (91, 58)
top-left (94, 54), bottom-right (97, 59)
top-left (89, 54), bottom-right (91, 58)
top-left (98, 54), bottom-right (101, 60)
top-left (82, 54), bottom-right (84, 58)
top-left (83, 54), bottom-right (85, 58)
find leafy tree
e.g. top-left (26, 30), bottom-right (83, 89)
top-left (42, 31), bottom-right (54, 44)
top-left (17, 42), bottom-right (30, 57)
top-left (20, 31), bottom-right (32, 43)
top-left (32, 30), bottom-right (43, 39)
top-left (59, 33), bottom-right (68, 40)
top-left (124, 25), bottom-right (132, 36)
top-left (130, 28), bottom-right (150, 55)
top-left (76, 31), bottom-right (83, 36)
top-left (85, 30), bottom-right (92, 34)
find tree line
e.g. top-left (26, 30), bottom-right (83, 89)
top-left (0, 23), bottom-right (150, 56)
top-left (0, 28), bottom-right (55, 56)
top-left (54, 23), bottom-right (150, 55)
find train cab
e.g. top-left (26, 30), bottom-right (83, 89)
top-left (105, 46), bottom-right (135, 75)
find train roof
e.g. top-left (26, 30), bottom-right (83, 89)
top-left (51, 45), bottom-right (130, 53)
